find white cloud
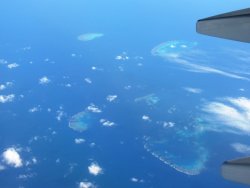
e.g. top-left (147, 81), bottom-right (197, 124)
top-left (124, 85), bottom-right (132, 90)
top-left (115, 55), bottom-right (129, 61)
top-left (156, 43), bottom-right (250, 81)
top-left (202, 97), bottom-right (250, 134)
top-left (28, 106), bottom-right (41, 113)
top-left (168, 106), bottom-right (177, 114)
top-left (142, 115), bottom-right (151, 122)
top-left (89, 143), bottom-right (96, 148)
top-left (184, 87), bottom-right (202, 94)
top-left (130, 177), bottom-right (144, 183)
top-left (65, 83), bottom-right (72, 87)
top-left (0, 82), bottom-right (13, 91)
top-left (84, 78), bottom-right (92, 84)
top-left (106, 95), bottom-right (118, 102)
top-left (2, 147), bottom-right (23, 168)
top-left (79, 182), bottom-right (96, 188)
top-left (24, 155), bottom-right (37, 166)
top-left (77, 33), bottom-right (104, 42)
top-left (118, 66), bottom-right (124, 72)
top-left (32, 157), bottom-right (37, 164)
top-left (134, 56), bottom-right (144, 60)
top-left (88, 162), bottom-right (103, 176)
top-left (6, 82), bottom-right (13, 86)
top-left (74, 138), bottom-right (85, 144)
top-left (171, 57), bottom-right (249, 80)
top-left (100, 119), bottom-right (115, 127)
top-left (18, 173), bottom-right (35, 180)
top-left (22, 46), bottom-right (31, 51)
top-left (115, 56), bottom-right (123, 60)
top-left (7, 63), bottom-right (19, 69)
top-left (231, 143), bottom-right (250, 154)
top-left (64, 163), bottom-right (77, 177)
top-left (0, 94), bottom-right (15, 103)
top-left (0, 59), bottom-right (8, 64)
top-left (162, 121), bottom-right (175, 128)
top-left (87, 104), bottom-right (102, 113)
top-left (39, 76), bottom-right (50, 85)
top-left (131, 177), bottom-right (139, 182)
top-left (228, 97), bottom-right (250, 112)
top-left (28, 136), bottom-right (39, 144)
top-left (115, 52), bottom-right (129, 61)
top-left (91, 66), bottom-right (103, 71)
top-left (0, 84), bottom-right (6, 90)
top-left (56, 110), bottom-right (66, 121)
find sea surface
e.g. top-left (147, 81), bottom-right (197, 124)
top-left (1, 1), bottom-right (250, 188)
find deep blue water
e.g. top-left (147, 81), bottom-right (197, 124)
top-left (1, 1), bottom-right (250, 188)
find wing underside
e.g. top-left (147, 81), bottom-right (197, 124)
top-left (222, 157), bottom-right (250, 185)
top-left (196, 8), bottom-right (250, 43)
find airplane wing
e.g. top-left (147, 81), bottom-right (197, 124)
top-left (197, 8), bottom-right (250, 186)
top-left (196, 8), bottom-right (250, 43)
top-left (222, 157), bottom-right (250, 185)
